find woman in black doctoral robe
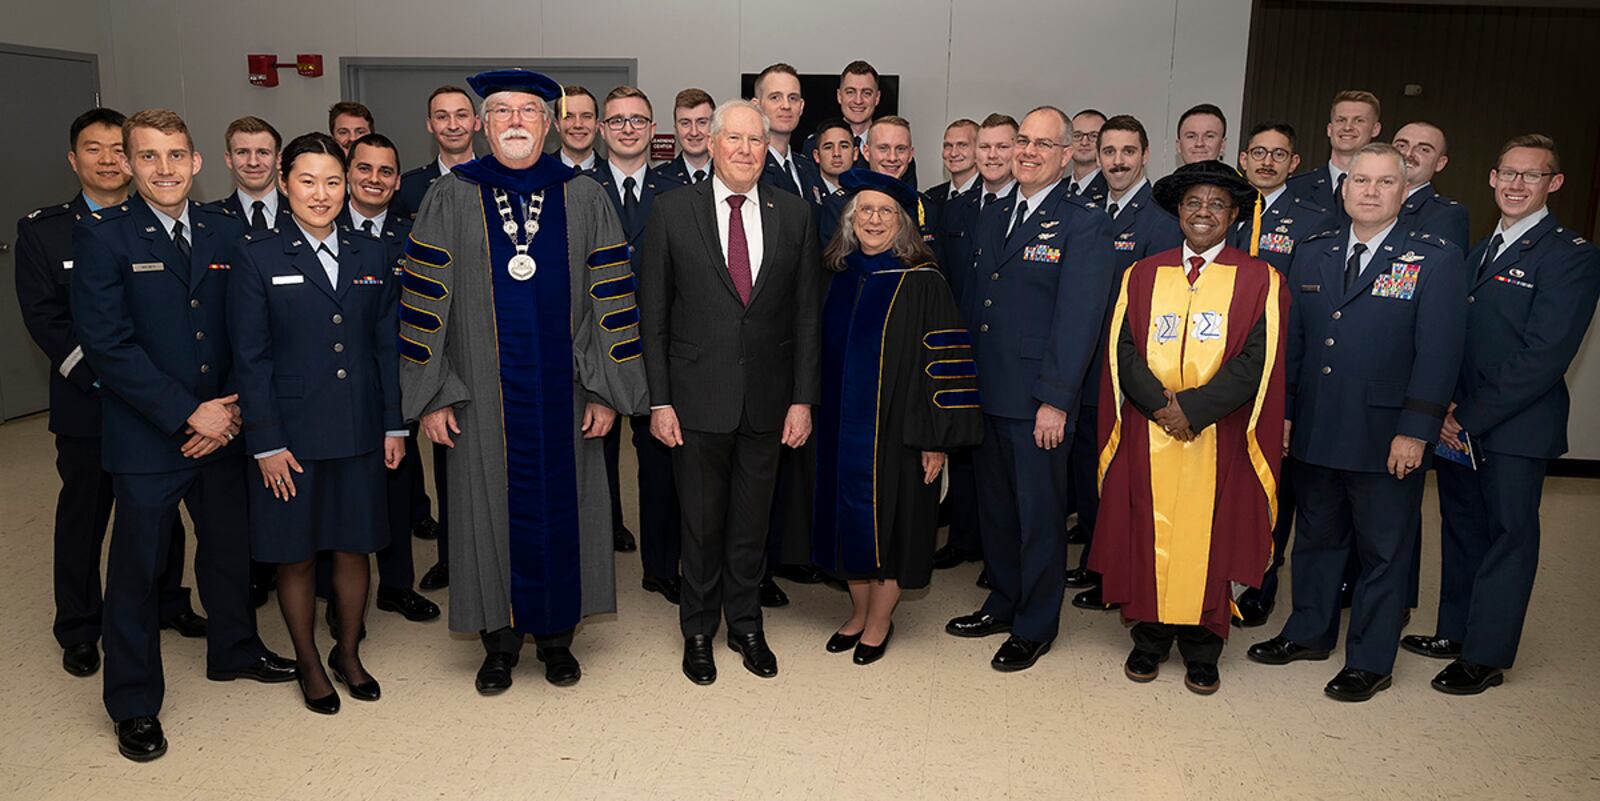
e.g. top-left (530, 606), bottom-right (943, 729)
top-left (812, 169), bottom-right (982, 665)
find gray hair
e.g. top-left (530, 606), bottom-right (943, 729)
top-left (1352, 141), bottom-right (1408, 178)
top-left (822, 192), bottom-right (936, 272)
top-left (479, 91), bottom-right (555, 124)
top-left (1026, 105), bottom-right (1075, 143)
top-left (710, 99), bottom-right (770, 139)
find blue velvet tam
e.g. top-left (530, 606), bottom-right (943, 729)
top-left (839, 168), bottom-right (920, 218)
top-left (466, 69), bottom-right (563, 101)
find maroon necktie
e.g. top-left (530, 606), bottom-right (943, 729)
top-left (726, 195), bottom-right (753, 305)
top-left (1187, 255), bottom-right (1205, 286)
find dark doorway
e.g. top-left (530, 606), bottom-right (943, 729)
top-left (739, 72), bottom-right (901, 153)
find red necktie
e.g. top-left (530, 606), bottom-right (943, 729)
top-left (1187, 255), bottom-right (1205, 285)
top-left (726, 195), bottom-right (753, 305)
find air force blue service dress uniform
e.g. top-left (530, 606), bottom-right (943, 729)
top-left (963, 179), bottom-right (1115, 653)
top-left (1432, 213), bottom-right (1600, 675)
top-left (16, 196), bottom-right (198, 660)
top-left (1287, 163), bottom-right (1346, 223)
top-left (72, 196), bottom-right (274, 724)
top-left (207, 189), bottom-right (292, 232)
top-left (657, 153), bottom-right (712, 187)
top-left (762, 147), bottom-right (827, 207)
top-left (1400, 183), bottom-right (1469, 256)
top-left (1272, 223), bottom-right (1465, 684)
top-left (394, 159), bottom-right (448, 222)
top-left (229, 223), bottom-right (403, 561)
top-left (592, 161), bottom-right (688, 589)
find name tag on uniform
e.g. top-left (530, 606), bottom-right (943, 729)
top-left (131, 262), bottom-right (164, 273)
top-left (1023, 244), bottom-right (1061, 264)
top-left (61, 260), bottom-right (74, 270)
top-left (1300, 284), bottom-right (1321, 293)
top-left (272, 274), bottom-right (305, 286)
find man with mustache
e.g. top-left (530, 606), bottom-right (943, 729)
top-left (1288, 90), bottom-right (1382, 221)
top-left (1068, 114), bottom-right (1182, 612)
top-left (399, 70), bottom-right (647, 695)
top-left (1393, 121), bottom-right (1469, 254)
top-left (1227, 121), bottom-right (1334, 628)
top-left (659, 88), bottom-right (715, 186)
top-left (557, 85), bottom-right (602, 172)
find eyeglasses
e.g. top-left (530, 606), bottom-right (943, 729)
top-left (1013, 136), bottom-right (1063, 152)
top-left (1070, 131), bottom-right (1099, 144)
top-left (485, 105), bottom-right (545, 122)
top-left (1247, 146), bottom-right (1292, 163)
top-left (1180, 199), bottom-right (1235, 214)
top-left (604, 115), bottom-right (652, 131)
top-left (1494, 168), bottom-right (1555, 184)
top-left (855, 206), bottom-right (899, 221)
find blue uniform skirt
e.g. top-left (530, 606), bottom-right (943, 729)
top-left (250, 450), bottom-right (389, 563)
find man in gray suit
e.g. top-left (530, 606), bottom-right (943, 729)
top-left (638, 100), bottom-right (822, 685)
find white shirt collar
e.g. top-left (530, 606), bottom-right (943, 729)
top-left (1070, 167), bottom-right (1101, 192)
top-left (148, 204), bottom-right (192, 241)
top-left (348, 205), bottom-right (387, 234)
top-left (1260, 184), bottom-right (1288, 212)
top-left (1406, 181), bottom-right (1431, 199)
top-left (1494, 206), bottom-right (1549, 244)
top-left (437, 155), bottom-right (463, 175)
top-left (1181, 240), bottom-right (1226, 274)
top-left (821, 174), bottom-right (842, 196)
top-left (950, 172), bottom-right (979, 197)
top-left (1015, 178), bottom-right (1064, 220)
top-left (768, 144), bottom-right (795, 165)
top-left (712, 175), bottom-right (756, 207)
top-left (561, 151), bottom-right (596, 171)
top-left (981, 178), bottom-right (1016, 200)
top-left (1107, 176), bottom-right (1148, 211)
top-left (1328, 160), bottom-right (1347, 186)
top-left (236, 187), bottom-right (277, 219)
top-left (1347, 218), bottom-right (1399, 264)
top-left (609, 161), bottom-right (648, 200)
top-left (682, 152), bottom-right (711, 173)
top-left (294, 220), bottom-right (339, 257)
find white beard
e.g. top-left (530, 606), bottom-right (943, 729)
top-left (497, 130), bottom-right (535, 161)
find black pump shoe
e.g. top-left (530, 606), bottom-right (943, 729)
top-left (853, 624), bottom-right (894, 666)
top-left (299, 676), bottom-right (341, 715)
top-left (826, 629), bottom-right (862, 653)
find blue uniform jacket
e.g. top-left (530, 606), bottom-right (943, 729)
top-left (656, 153), bottom-right (711, 186)
top-left (934, 185), bottom-right (1016, 309)
top-left (16, 195), bottom-right (104, 437)
top-left (589, 162), bottom-right (688, 255)
top-left (1070, 170), bottom-right (1108, 207)
top-left (335, 204), bottom-right (414, 269)
top-left (761, 149), bottom-right (827, 206)
top-left (227, 224), bottom-right (402, 460)
top-left (71, 196), bottom-right (247, 474)
top-left (1399, 183), bottom-right (1469, 255)
top-left (1287, 164), bottom-right (1343, 221)
top-left (966, 181), bottom-right (1115, 421)
top-left (1453, 215), bottom-right (1600, 459)
top-left (1227, 189), bottom-right (1332, 275)
top-left (206, 190), bottom-right (293, 229)
top-left (1083, 182), bottom-right (1182, 408)
top-left (1286, 225), bottom-right (1467, 473)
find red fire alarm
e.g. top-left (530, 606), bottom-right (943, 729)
top-left (248, 54), bottom-right (324, 87)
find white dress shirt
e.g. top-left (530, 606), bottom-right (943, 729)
top-left (347, 206), bottom-right (388, 236)
top-left (609, 161), bottom-right (647, 202)
top-left (1106, 177), bottom-right (1149, 220)
top-left (948, 172), bottom-right (979, 198)
top-left (560, 151), bottom-right (597, 171)
top-left (148, 205), bottom-right (193, 248)
top-left (1346, 219), bottom-right (1399, 277)
top-left (1006, 178), bottom-right (1063, 237)
top-left (1069, 167), bottom-right (1101, 195)
top-left (1181, 240), bottom-right (1226, 279)
top-left (1491, 205), bottom-right (1549, 252)
top-left (712, 175), bottom-right (764, 282)
top-left (237, 188), bottom-right (278, 221)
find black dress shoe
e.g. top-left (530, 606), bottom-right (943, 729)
top-left (974, 569), bottom-right (991, 589)
top-left (727, 631), bottom-right (779, 678)
top-left (613, 527), bottom-right (637, 552)
top-left (328, 647), bottom-right (381, 701)
top-left (249, 580), bottom-right (272, 609)
top-left (853, 624), bottom-right (893, 665)
top-left (1431, 659), bottom-right (1504, 695)
top-left (1401, 634), bottom-right (1463, 660)
top-left (1184, 662), bottom-right (1221, 695)
top-left (160, 609), bottom-right (209, 638)
top-left (759, 578), bottom-right (790, 608)
top-left (412, 516), bottom-right (438, 540)
top-left (773, 564), bottom-right (825, 584)
top-left (826, 629), bottom-right (862, 653)
top-left (1246, 636), bottom-right (1332, 666)
top-left (1233, 598), bottom-right (1273, 628)
top-left (642, 575), bottom-right (682, 605)
top-left (115, 716), bottom-right (167, 762)
top-left (1324, 668), bottom-right (1392, 702)
top-left (1072, 586), bottom-right (1120, 611)
top-left (475, 652), bottom-right (517, 695)
top-left (536, 646), bottom-right (581, 687)
top-left (991, 635), bottom-right (1051, 672)
top-left (62, 642), bottom-right (100, 677)
top-left (682, 635), bottom-right (716, 685)
top-left (298, 676), bottom-right (341, 715)
top-left (945, 612), bottom-right (1011, 638)
top-left (1124, 649), bottom-right (1167, 682)
top-left (1065, 523), bottom-right (1089, 545)
top-left (1064, 567), bottom-right (1100, 589)
top-left (324, 603), bottom-right (367, 642)
top-left (207, 652), bottom-right (298, 683)
top-left (931, 545), bottom-right (981, 570)
top-left (419, 560), bottom-right (449, 591)
top-left (376, 586), bottom-right (441, 621)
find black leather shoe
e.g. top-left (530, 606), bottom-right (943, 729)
top-left (1246, 636), bottom-right (1332, 666)
top-left (376, 586), bottom-right (441, 622)
top-left (1325, 668), bottom-right (1392, 702)
top-left (115, 716), bottom-right (168, 762)
top-left (1233, 597), bottom-right (1273, 628)
top-left (991, 635), bottom-right (1051, 672)
top-left (1124, 649), bottom-right (1166, 682)
top-left (853, 624), bottom-right (893, 665)
top-left (1184, 662), bottom-right (1221, 695)
top-left (63, 642), bottom-right (100, 677)
top-left (207, 652), bottom-right (298, 683)
top-left (1065, 523), bottom-right (1089, 545)
top-left (642, 575), bottom-right (682, 605)
top-left (324, 603), bottom-right (367, 642)
top-left (419, 560), bottom-right (449, 591)
top-left (1072, 586), bottom-right (1120, 611)
top-left (536, 646), bottom-right (581, 687)
top-left (412, 516), bottom-right (438, 541)
top-left (160, 609), bottom-right (208, 638)
top-left (475, 652), bottom-right (517, 695)
top-left (1431, 659), bottom-right (1504, 695)
top-left (1401, 634), bottom-right (1463, 660)
top-left (682, 635), bottom-right (716, 685)
top-left (945, 612), bottom-right (1011, 638)
top-left (931, 545), bottom-right (981, 569)
top-left (773, 564), bottom-right (825, 584)
top-left (298, 676), bottom-right (340, 715)
top-left (974, 569), bottom-right (991, 589)
top-left (759, 578), bottom-right (790, 608)
top-left (1064, 567), bottom-right (1099, 589)
top-left (826, 628), bottom-right (862, 653)
top-left (328, 646), bottom-right (380, 701)
top-left (613, 527), bottom-right (637, 552)
top-left (727, 631), bottom-right (779, 678)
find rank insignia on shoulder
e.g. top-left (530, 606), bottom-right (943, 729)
top-left (244, 234), bottom-right (254, 241)
top-left (1396, 251), bottom-right (1424, 263)
top-left (26, 209), bottom-right (41, 220)
top-left (1023, 244), bottom-right (1061, 263)
top-left (91, 213), bottom-right (102, 220)
top-left (1575, 237), bottom-right (1589, 246)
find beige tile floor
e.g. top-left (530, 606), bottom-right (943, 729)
top-left (1, 411), bottom-right (1596, 800)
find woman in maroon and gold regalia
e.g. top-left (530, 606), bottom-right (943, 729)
top-left (1090, 160), bottom-right (1288, 695)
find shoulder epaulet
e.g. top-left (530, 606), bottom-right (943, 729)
top-left (22, 202), bottom-right (75, 224)
top-left (342, 223), bottom-right (381, 242)
top-left (83, 203), bottom-right (132, 225)
top-left (1549, 226), bottom-right (1590, 248)
top-left (1438, 195), bottom-right (1461, 206)
top-left (1407, 230), bottom-right (1452, 250)
top-left (1291, 196), bottom-right (1329, 216)
top-left (1303, 228), bottom-right (1340, 242)
top-left (401, 163), bottom-right (432, 178)
top-left (194, 200), bottom-right (235, 218)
